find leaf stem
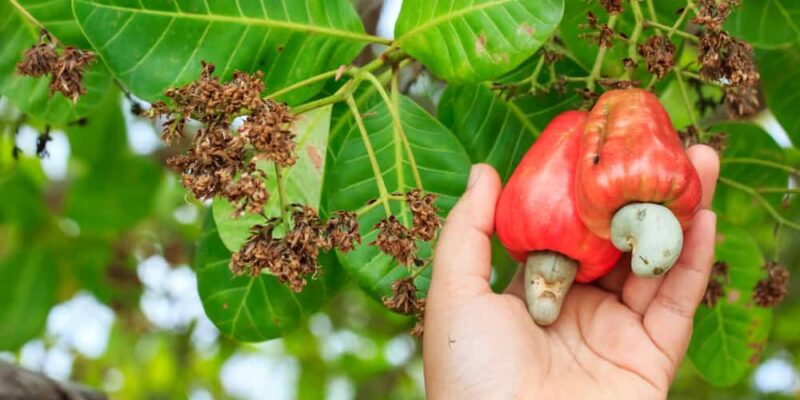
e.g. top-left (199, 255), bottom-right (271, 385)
top-left (718, 176), bottom-right (800, 231)
top-left (274, 164), bottom-right (289, 220)
top-left (290, 92), bottom-right (347, 115)
top-left (645, 0), bottom-right (660, 27)
top-left (673, 68), bottom-right (702, 133)
top-left (355, 194), bottom-right (406, 217)
top-left (359, 70), bottom-right (424, 191)
top-left (622, 1), bottom-right (645, 80)
top-left (345, 94), bottom-right (392, 217)
top-left (645, 20), bottom-right (698, 42)
top-left (267, 70), bottom-right (339, 100)
top-left (722, 158), bottom-right (800, 175)
top-left (587, 15), bottom-right (618, 92)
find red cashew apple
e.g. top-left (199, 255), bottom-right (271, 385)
top-left (576, 88), bottom-right (702, 278)
top-left (495, 111), bottom-right (622, 326)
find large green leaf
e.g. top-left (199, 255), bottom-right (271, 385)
top-left (0, 249), bottom-right (58, 350)
top-left (195, 214), bottom-right (346, 341)
top-left (394, 0), bottom-right (564, 83)
top-left (213, 106), bottom-right (332, 251)
top-left (64, 94), bottom-right (161, 234)
top-left (758, 48), bottom-right (800, 145)
top-left (72, 0), bottom-right (371, 104)
top-left (15, 0), bottom-right (89, 46)
top-left (438, 84), bottom-right (536, 182)
top-left (727, 0), bottom-right (800, 49)
top-left (688, 223), bottom-right (772, 387)
top-left (0, 0), bottom-right (112, 124)
top-left (714, 123), bottom-right (788, 250)
top-left (327, 96), bottom-right (471, 300)
top-left (0, 169), bottom-right (47, 231)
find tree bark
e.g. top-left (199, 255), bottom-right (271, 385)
top-left (0, 361), bottom-right (106, 400)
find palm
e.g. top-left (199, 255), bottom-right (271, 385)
top-left (423, 149), bottom-right (719, 399)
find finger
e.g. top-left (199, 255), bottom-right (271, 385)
top-left (643, 210), bottom-right (717, 365)
top-left (430, 164), bottom-right (502, 297)
top-left (620, 145), bottom-right (720, 314)
top-left (687, 145), bottom-right (720, 210)
top-left (595, 254), bottom-right (631, 295)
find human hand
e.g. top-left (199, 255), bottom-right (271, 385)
top-left (422, 145), bottom-right (720, 399)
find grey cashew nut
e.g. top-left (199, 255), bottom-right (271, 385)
top-left (525, 252), bottom-right (578, 326)
top-left (610, 203), bottom-right (683, 278)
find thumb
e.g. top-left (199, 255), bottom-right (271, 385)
top-left (430, 164), bottom-right (502, 297)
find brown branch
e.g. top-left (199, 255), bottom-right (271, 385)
top-left (0, 361), bottom-right (106, 400)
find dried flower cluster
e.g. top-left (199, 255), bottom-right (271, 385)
top-left (693, 0), bottom-right (761, 118)
top-left (230, 205), bottom-right (361, 291)
top-left (581, 11), bottom-right (616, 48)
top-left (371, 191), bottom-right (441, 266)
top-left (149, 61), bottom-right (296, 216)
top-left (678, 126), bottom-right (728, 153)
top-left (16, 30), bottom-right (96, 103)
top-left (382, 277), bottom-right (426, 337)
top-left (599, 0), bottom-right (623, 15)
top-left (638, 35), bottom-right (676, 80)
top-left (754, 261), bottom-right (789, 307)
top-left (703, 261), bottom-right (729, 307)
top-left (693, 0), bottom-right (740, 32)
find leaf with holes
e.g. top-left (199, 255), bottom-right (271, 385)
top-left (727, 0), bottom-right (800, 49)
top-left (72, 0), bottom-right (376, 105)
top-left (196, 214), bottom-right (347, 341)
top-left (394, 0), bottom-right (564, 83)
top-left (213, 106), bottom-right (332, 251)
top-left (327, 96), bottom-right (471, 301)
top-left (0, 0), bottom-right (113, 124)
top-left (688, 223), bottom-right (772, 387)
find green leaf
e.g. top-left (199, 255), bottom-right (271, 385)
top-left (0, 169), bottom-right (47, 231)
top-left (327, 96), bottom-right (471, 300)
top-left (196, 214), bottom-right (346, 341)
top-left (394, 0), bottom-right (564, 83)
top-left (15, 0), bottom-right (90, 46)
top-left (757, 48), bottom-right (800, 145)
top-left (438, 83), bottom-right (536, 181)
top-left (688, 223), bottom-right (772, 387)
top-left (713, 123), bottom-right (787, 250)
top-left (72, 0), bottom-right (371, 104)
top-left (213, 106), bottom-right (332, 251)
top-left (64, 95), bottom-right (161, 234)
top-left (0, 1), bottom-right (113, 124)
top-left (0, 249), bottom-right (58, 350)
top-left (727, 0), bottom-right (800, 49)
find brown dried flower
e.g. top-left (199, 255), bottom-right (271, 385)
top-left (371, 216), bottom-right (417, 266)
top-left (580, 11), bottom-right (616, 48)
top-left (225, 168), bottom-right (269, 216)
top-left (49, 47), bottom-right (96, 102)
top-left (16, 40), bottom-right (57, 77)
top-left (325, 211), bottom-right (361, 252)
top-left (230, 206), bottom-right (335, 292)
top-left (383, 277), bottom-right (422, 315)
top-left (639, 35), bottom-right (676, 80)
top-left (599, 0), bottom-right (623, 15)
top-left (693, 0), bottom-right (740, 32)
top-left (407, 190), bottom-right (441, 241)
top-left (754, 261), bottom-right (789, 307)
top-left (241, 101), bottom-right (297, 168)
top-left (724, 84), bottom-right (761, 118)
top-left (597, 78), bottom-right (640, 89)
top-left (698, 31), bottom-right (760, 87)
top-left (703, 261), bottom-right (729, 307)
top-left (409, 297), bottom-right (426, 338)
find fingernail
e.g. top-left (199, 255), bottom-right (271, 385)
top-left (467, 164), bottom-right (481, 190)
